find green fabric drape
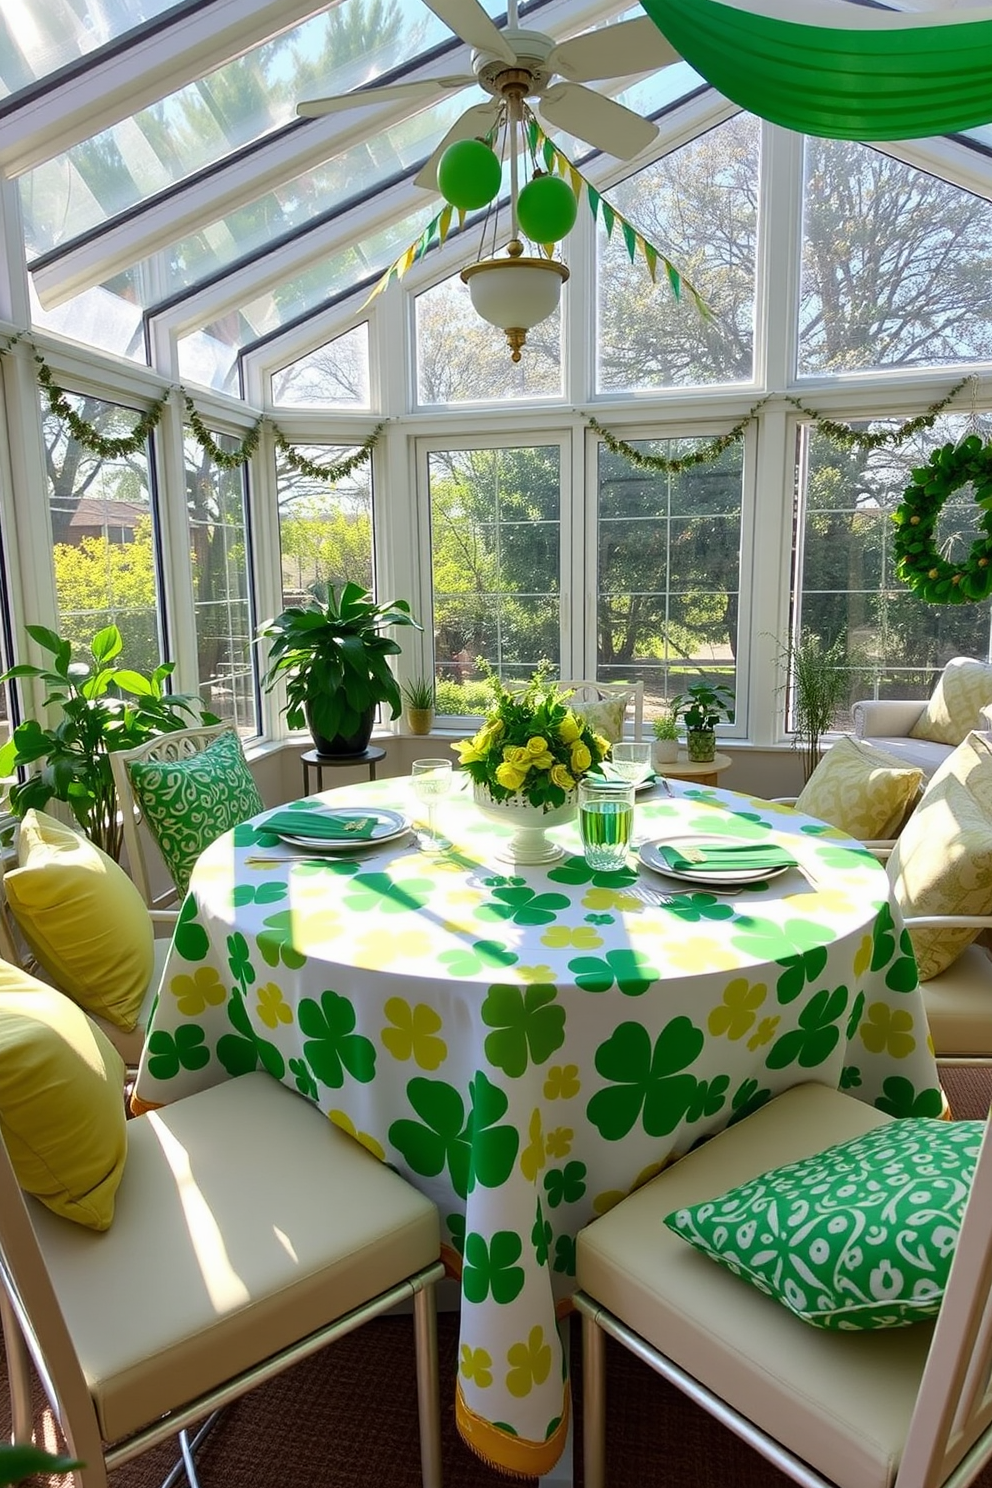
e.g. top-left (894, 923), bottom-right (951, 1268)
top-left (640, 0), bottom-right (992, 140)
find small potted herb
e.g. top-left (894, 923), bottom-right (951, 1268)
top-left (651, 709), bottom-right (680, 766)
top-left (669, 680), bottom-right (735, 763)
top-left (403, 676), bottom-right (436, 736)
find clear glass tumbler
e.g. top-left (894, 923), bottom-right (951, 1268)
top-left (609, 740), bottom-right (653, 784)
top-left (578, 777), bottom-right (635, 871)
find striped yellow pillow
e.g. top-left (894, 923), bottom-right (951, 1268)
top-left (795, 736), bottom-right (922, 841)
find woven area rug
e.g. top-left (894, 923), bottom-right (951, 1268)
top-left (4, 1064), bottom-right (992, 1488)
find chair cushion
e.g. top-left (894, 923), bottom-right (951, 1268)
top-left (909, 656), bottom-right (992, 746)
top-left (921, 941), bottom-right (992, 1057)
top-left (577, 1084), bottom-right (933, 1488)
top-left (795, 736), bottom-right (922, 840)
top-left (127, 729), bottom-right (263, 896)
top-left (0, 967), bottom-right (127, 1230)
top-left (4, 809), bottom-right (154, 1031)
top-left (663, 1116), bottom-right (981, 1329)
top-left (571, 697), bottom-right (626, 744)
top-left (888, 748), bottom-right (992, 979)
top-left (27, 1072), bottom-right (439, 1443)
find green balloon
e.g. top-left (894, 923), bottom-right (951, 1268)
top-left (437, 139), bottom-right (502, 210)
top-left (516, 175), bottom-right (578, 244)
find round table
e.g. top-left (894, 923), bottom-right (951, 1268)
top-left (133, 775), bottom-right (942, 1478)
top-left (656, 749), bottom-right (732, 787)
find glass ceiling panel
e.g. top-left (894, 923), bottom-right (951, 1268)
top-left (0, 0), bottom-right (187, 101)
top-left (18, 0), bottom-right (480, 257)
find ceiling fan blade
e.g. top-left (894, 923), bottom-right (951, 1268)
top-left (413, 101), bottom-right (502, 191)
top-left (550, 17), bottom-right (682, 83)
top-left (297, 76), bottom-right (473, 117)
top-left (422, 0), bottom-right (516, 63)
top-left (538, 84), bottom-right (659, 160)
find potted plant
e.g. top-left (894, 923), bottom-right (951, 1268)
top-left (778, 630), bottom-right (853, 783)
top-left (403, 675), bottom-right (435, 736)
top-left (669, 680), bottom-right (735, 763)
top-left (0, 624), bottom-right (215, 861)
top-left (651, 708), bottom-right (680, 766)
top-left (257, 581), bottom-right (422, 756)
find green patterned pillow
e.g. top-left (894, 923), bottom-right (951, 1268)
top-left (128, 729), bottom-right (263, 896)
top-left (664, 1118), bottom-right (982, 1330)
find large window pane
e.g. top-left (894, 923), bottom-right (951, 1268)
top-left (44, 393), bottom-right (162, 673)
top-left (799, 139), bottom-right (992, 375)
top-left (597, 438), bottom-right (744, 723)
top-left (597, 114), bottom-right (759, 392)
top-left (272, 325), bottom-right (370, 409)
top-left (416, 271), bottom-right (563, 406)
top-left (274, 444), bottom-right (373, 611)
top-left (429, 446), bottom-right (561, 715)
top-left (184, 431), bottom-right (256, 734)
top-left (794, 413), bottom-right (992, 726)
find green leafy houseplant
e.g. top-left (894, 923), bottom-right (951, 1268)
top-left (669, 680), bottom-right (735, 762)
top-left (257, 581), bottom-right (422, 754)
top-left (779, 630), bottom-right (854, 783)
top-left (651, 710), bottom-right (679, 742)
top-left (0, 624), bottom-right (215, 861)
top-left (403, 675), bottom-right (435, 736)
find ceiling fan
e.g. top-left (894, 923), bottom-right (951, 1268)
top-left (297, 0), bottom-right (681, 191)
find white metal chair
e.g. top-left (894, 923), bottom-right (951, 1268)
top-left (574, 1080), bottom-right (992, 1488)
top-left (558, 680), bottom-right (644, 741)
top-left (109, 721), bottom-right (237, 909)
top-left (0, 1071), bottom-right (444, 1488)
top-left (897, 913), bottom-right (992, 1067)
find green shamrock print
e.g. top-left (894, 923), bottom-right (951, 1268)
top-left (233, 821), bottom-right (280, 848)
top-left (145, 1023), bottom-right (209, 1081)
top-left (233, 880), bottom-right (288, 908)
top-left (875, 1075), bottom-right (944, 1119)
top-left (726, 1076), bottom-right (771, 1126)
top-left (731, 915), bottom-right (831, 1003)
top-left (585, 913), bottom-right (614, 926)
top-left (685, 1074), bottom-right (730, 1123)
top-left (587, 1017), bottom-right (706, 1141)
top-left (476, 885), bottom-right (571, 927)
top-left (389, 1071), bottom-right (518, 1199)
top-left (343, 872), bottom-right (434, 914)
top-left (548, 855), bottom-right (637, 889)
top-left (765, 985), bottom-right (849, 1069)
top-left (870, 903), bottom-right (918, 993)
top-left (438, 940), bottom-right (518, 977)
top-left (298, 989), bottom-right (376, 1089)
top-left (254, 912), bottom-right (308, 971)
top-left (568, 948), bottom-right (660, 996)
top-left (288, 1056), bottom-right (318, 1100)
top-left (532, 1201), bottom-right (552, 1266)
top-left (663, 893), bottom-right (735, 924)
top-left (840, 1065), bottom-right (863, 1090)
top-left (228, 931), bottom-right (255, 988)
top-left (482, 983), bottom-right (565, 1077)
top-left (553, 1234), bottom-right (576, 1276)
top-left (174, 894), bottom-right (209, 961)
top-left (687, 810), bottom-right (766, 839)
top-left (543, 1161), bottom-right (586, 1208)
top-left (846, 990), bottom-right (866, 1039)
top-left (463, 1230), bottom-right (525, 1305)
top-left (446, 1213), bottom-right (466, 1257)
top-left (217, 990), bottom-right (285, 1080)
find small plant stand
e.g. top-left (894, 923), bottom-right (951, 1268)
top-left (301, 744), bottom-right (387, 794)
top-left (655, 751), bottom-right (732, 789)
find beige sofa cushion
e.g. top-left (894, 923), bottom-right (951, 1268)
top-left (909, 657), bottom-right (992, 746)
top-left (795, 736), bottom-right (922, 840)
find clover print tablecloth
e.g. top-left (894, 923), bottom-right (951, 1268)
top-left (132, 776), bottom-right (942, 1479)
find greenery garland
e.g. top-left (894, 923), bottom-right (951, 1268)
top-left (37, 357), bottom-right (169, 459)
top-left (589, 401), bottom-right (770, 473)
top-left (892, 434), bottom-right (992, 604)
top-left (182, 393), bottom-right (261, 469)
top-left (271, 422), bottom-right (385, 483)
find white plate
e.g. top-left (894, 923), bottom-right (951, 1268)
top-left (591, 773), bottom-right (656, 793)
top-left (275, 807), bottom-right (411, 852)
top-left (638, 834), bottom-right (793, 887)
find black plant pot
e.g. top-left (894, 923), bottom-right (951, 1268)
top-left (306, 703), bottom-right (375, 758)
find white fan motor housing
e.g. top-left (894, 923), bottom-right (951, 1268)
top-left (473, 29), bottom-right (556, 96)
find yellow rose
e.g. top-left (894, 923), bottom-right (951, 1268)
top-left (570, 741), bottom-right (592, 773)
top-left (496, 762), bottom-right (527, 790)
top-left (558, 712), bottom-right (580, 744)
top-left (489, 718), bottom-right (505, 739)
top-left (503, 745), bottom-right (531, 768)
top-left (530, 752), bottom-right (554, 771)
top-left (526, 735), bottom-right (549, 755)
top-left (550, 763), bottom-right (574, 789)
top-left (592, 734), bottom-right (611, 760)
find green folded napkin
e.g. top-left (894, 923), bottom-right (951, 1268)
top-left (656, 842), bottom-right (797, 873)
top-left (588, 769), bottom-right (657, 785)
top-left (264, 809), bottom-right (378, 841)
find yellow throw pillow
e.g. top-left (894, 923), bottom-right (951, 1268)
top-left (925, 727), bottom-right (992, 812)
top-left (0, 966), bottom-right (127, 1230)
top-left (4, 809), bottom-right (153, 1031)
top-left (909, 657), bottom-right (992, 746)
top-left (573, 698), bottom-right (626, 744)
top-left (888, 770), bottom-right (992, 980)
top-left (794, 736), bottom-right (923, 841)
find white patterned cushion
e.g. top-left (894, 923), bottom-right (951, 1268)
top-left (910, 657), bottom-right (992, 746)
top-left (794, 736), bottom-right (922, 840)
top-left (571, 698), bottom-right (626, 744)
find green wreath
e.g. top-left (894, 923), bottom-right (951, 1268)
top-left (893, 435), bottom-right (992, 604)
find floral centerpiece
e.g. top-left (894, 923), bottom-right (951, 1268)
top-left (452, 669), bottom-right (611, 864)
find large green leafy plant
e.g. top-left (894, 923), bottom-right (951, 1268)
top-left (257, 581), bottom-right (421, 747)
top-left (0, 624), bottom-right (216, 860)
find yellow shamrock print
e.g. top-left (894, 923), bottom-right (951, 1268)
top-left (668, 937), bottom-right (739, 973)
top-left (256, 981), bottom-right (293, 1030)
top-left (170, 965), bottom-right (226, 1016)
top-left (747, 1015), bottom-right (780, 1050)
top-left (460, 1344), bottom-right (493, 1388)
top-left (519, 1108), bottom-right (545, 1182)
top-left (381, 998), bottom-right (447, 1070)
top-left (592, 1190), bottom-right (625, 1215)
top-left (356, 928), bottom-right (434, 966)
top-left (860, 1002), bottom-right (916, 1058)
top-left (516, 964), bottom-right (555, 983)
top-left (708, 977), bottom-right (767, 1040)
top-left (292, 908), bottom-right (343, 947)
top-left (582, 886), bottom-right (638, 911)
top-left (545, 1126), bottom-right (573, 1159)
top-left (543, 1064), bottom-right (580, 1100)
top-left (853, 933), bottom-right (873, 978)
top-left (541, 925), bottom-right (603, 950)
top-left (328, 1110), bottom-right (385, 1161)
top-left (506, 1326), bottom-right (553, 1398)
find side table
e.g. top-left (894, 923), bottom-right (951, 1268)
top-left (301, 745), bottom-right (387, 795)
top-left (657, 750), bottom-right (732, 788)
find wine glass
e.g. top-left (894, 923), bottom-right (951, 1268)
top-left (411, 758), bottom-right (453, 852)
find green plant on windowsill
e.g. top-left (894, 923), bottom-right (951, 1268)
top-left (0, 624), bottom-right (216, 861)
top-left (403, 675), bottom-right (435, 736)
top-left (778, 630), bottom-right (857, 784)
top-left (651, 707), bottom-right (680, 763)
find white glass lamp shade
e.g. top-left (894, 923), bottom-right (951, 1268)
top-left (461, 255), bottom-right (569, 361)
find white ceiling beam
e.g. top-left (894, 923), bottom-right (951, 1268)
top-left (0, 0), bottom-right (338, 177)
